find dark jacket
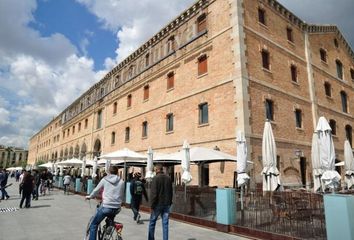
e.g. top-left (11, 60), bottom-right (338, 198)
top-left (150, 173), bottom-right (173, 209)
top-left (130, 178), bottom-right (148, 202)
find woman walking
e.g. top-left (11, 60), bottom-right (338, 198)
top-left (20, 171), bottom-right (34, 208)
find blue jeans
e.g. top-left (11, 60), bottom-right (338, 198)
top-left (89, 206), bottom-right (120, 240)
top-left (148, 205), bottom-right (170, 240)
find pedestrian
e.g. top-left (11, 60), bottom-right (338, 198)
top-left (20, 171), bottom-right (34, 208)
top-left (19, 169), bottom-right (25, 195)
top-left (0, 169), bottom-right (10, 200)
top-left (130, 172), bottom-right (148, 223)
top-left (85, 166), bottom-right (125, 240)
top-left (33, 170), bottom-right (40, 200)
top-left (63, 172), bottom-right (71, 194)
top-left (148, 164), bottom-right (173, 240)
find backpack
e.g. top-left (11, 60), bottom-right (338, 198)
top-left (134, 180), bottom-right (143, 195)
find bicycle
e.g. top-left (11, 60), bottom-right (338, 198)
top-left (85, 200), bottom-right (123, 240)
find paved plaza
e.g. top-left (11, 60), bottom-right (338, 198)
top-left (0, 179), bottom-right (253, 240)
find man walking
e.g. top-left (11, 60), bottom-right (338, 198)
top-left (86, 166), bottom-right (124, 240)
top-left (0, 168), bottom-right (10, 200)
top-left (130, 172), bottom-right (148, 223)
top-left (148, 164), bottom-right (173, 240)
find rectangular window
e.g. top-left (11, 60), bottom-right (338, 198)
top-left (320, 49), bottom-right (327, 62)
top-left (125, 127), bottom-right (130, 142)
top-left (167, 72), bottom-right (174, 90)
top-left (197, 14), bottom-right (206, 33)
top-left (265, 99), bottom-right (274, 121)
top-left (199, 103), bottom-right (209, 125)
top-left (143, 85), bottom-right (149, 101)
top-left (291, 65), bottom-right (297, 82)
top-left (341, 91), bottom-right (348, 113)
top-left (97, 110), bottom-right (102, 129)
top-left (198, 55), bottom-right (208, 75)
top-left (78, 122), bottom-right (81, 132)
top-left (261, 50), bottom-right (270, 70)
top-left (287, 28), bottom-right (293, 42)
top-left (85, 119), bottom-right (88, 129)
top-left (72, 126), bottom-right (75, 134)
top-left (258, 8), bottom-right (266, 25)
top-left (295, 109), bottom-right (302, 128)
top-left (142, 121), bottom-right (148, 138)
top-left (166, 113), bottom-right (174, 132)
top-left (127, 94), bottom-right (132, 108)
top-left (350, 69), bottom-right (354, 80)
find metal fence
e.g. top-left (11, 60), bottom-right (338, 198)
top-left (142, 184), bottom-right (217, 221)
top-left (234, 190), bottom-right (326, 239)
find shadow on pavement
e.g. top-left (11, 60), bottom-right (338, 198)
top-left (30, 205), bottom-right (51, 208)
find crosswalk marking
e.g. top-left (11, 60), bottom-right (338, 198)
top-left (0, 207), bottom-right (19, 213)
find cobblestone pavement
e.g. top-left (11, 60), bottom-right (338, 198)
top-left (0, 178), bottom-right (253, 240)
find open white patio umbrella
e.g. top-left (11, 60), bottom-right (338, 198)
top-left (92, 156), bottom-right (98, 178)
top-left (145, 147), bottom-right (155, 181)
top-left (262, 121), bottom-right (281, 191)
top-left (81, 157), bottom-right (86, 177)
top-left (181, 140), bottom-right (192, 184)
top-left (57, 158), bottom-right (83, 167)
top-left (311, 132), bottom-right (322, 192)
top-left (344, 140), bottom-right (354, 189)
top-left (100, 148), bottom-right (146, 180)
top-left (236, 131), bottom-right (250, 187)
top-left (38, 162), bottom-right (54, 169)
top-left (316, 116), bottom-right (341, 190)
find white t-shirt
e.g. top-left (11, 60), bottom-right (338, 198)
top-left (63, 175), bottom-right (71, 185)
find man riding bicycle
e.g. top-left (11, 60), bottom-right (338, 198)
top-left (86, 166), bottom-right (125, 240)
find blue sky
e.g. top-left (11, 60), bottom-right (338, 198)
top-left (29, 0), bottom-right (116, 70)
top-left (0, 0), bottom-right (353, 149)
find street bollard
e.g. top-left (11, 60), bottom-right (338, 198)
top-left (125, 182), bottom-right (131, 204)
top-left (75, 178), bottom-right (81, 193)
top-left (216, 188), bottom-right (236, 230)
top-left (58, 176), bottom-right (63, 188)
top-left (324, 194), bottom-right (354, 240)
top-left (87, 179), bottom-right (93, 194)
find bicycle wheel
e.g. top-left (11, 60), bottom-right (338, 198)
top-left (84, 216), bottom-right (94, 240)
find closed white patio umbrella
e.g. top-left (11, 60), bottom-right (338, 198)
top-left (181, 140), bottom-right (192, 184)
top-left (81, 157), bottom-right (86, 177)
top-left (344, 140), bottom-right (354, 189)
top-left (236, 131), bottom-right (250, 187)
top-left (316, 116), bottom-right (341, 190)
top-left (92, 156), bottom-right (98, 179)
top-left (145, 147), bottom-right (155, 181)
top-left (311, 132), bottom-right (322, 192)
top-left (262, 121), bottom-right (281, 191)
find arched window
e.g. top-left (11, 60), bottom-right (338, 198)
top-left (198, 54), bottom-right (208, 75)
top-left (113, 102), bottom-right (117, 114)
top-left (145, 53), bottom-right (150, 67)
top-left (329, 119), bottom-right (336, 135)
top-left (111, 131), bottom-right (116, 145)
top-left (127, 94), bottom-right (132, 108)
top-left (345, 125), bottom-right (353, 146)
top-left (340, 91), bottom-right (348, 113)
top-left (125, 127), bottom-right (130, 142)
top-left (197, 13), bottom-right (207, 33)
top-left (336, 60), bottom-right (343, 79)
top-left (261, 49), bottom-right (270, 70)
top-left (142, 121), bottom-right (148, 138)
top-left (167, 36), bottom-right (176, 53)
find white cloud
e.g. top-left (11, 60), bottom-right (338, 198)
top-left (0, 0), bottom-right (102, 148)
top-left (76, 0), bottom-right (194, 66)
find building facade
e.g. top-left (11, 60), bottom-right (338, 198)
top-left (0, 145), bottom-right (28, 168)
top-left (28, 0), bottom-right (354, 188)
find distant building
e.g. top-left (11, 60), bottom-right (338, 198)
top-left (28, 0), bottom-right (354, 188)
top-left (0, 145), bottom-right (28, 168)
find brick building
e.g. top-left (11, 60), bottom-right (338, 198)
top-left (28, 0), bottom-right (354, 188)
